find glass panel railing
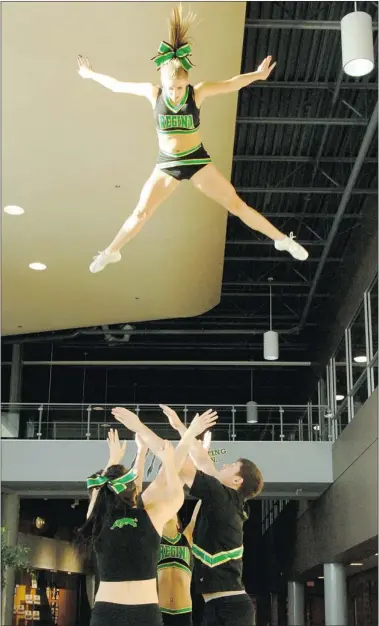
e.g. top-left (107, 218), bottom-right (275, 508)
top-left (1, 402), bottom-right (331, 442)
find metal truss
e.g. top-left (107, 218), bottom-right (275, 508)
top-left (233, 156), bottom-right (377, 164)
top-left (221, 292), bottom-right (328, 298)
top-left (230, 212), bottom-right (361, 219)
top-left (235, 187), bottom-right (375, 194)
top-left (245, 19), bottom-right (378, 30)
top-left (299, 102), bottom-right (379, 329)
top-left (237, 117), bottom-right (369, 126)
top-left (223, 281), bottom-right (311, 287)
top-left (248, 81), bottom-right (379, 90)
top-left (226, 240), bottom-right (325, 246)
top-left (224, 256), bottom-right (341, 262)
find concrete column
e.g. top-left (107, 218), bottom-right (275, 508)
top-left (3, 344), bottom-right (23, 438)
top-left (324, 563), bottom-right (348, 626)
top-left (1, 493), bottom-right (21, 626)
top-left (9, 344), bottom-right (22, 404)
top-left (270, 592), bottom-right (279, 626)
top-left (288, 581), bottom-right (305, 626)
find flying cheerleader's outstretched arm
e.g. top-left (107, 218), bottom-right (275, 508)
top-left (77, 55), bottom-right (158, 103)
top-left (194, 55), bottom-right (276, 106)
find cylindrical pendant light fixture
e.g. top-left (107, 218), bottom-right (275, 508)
top-left (341, 9), bottom-right (374, 77)
top-left (246, 400), bottom-right (258, 424)
top-left (246, 371), bottom-right (258, 424)
top-left (264, 330), bottom-right (279, 361)
top-left (264, 278), bottom-right (279, 360)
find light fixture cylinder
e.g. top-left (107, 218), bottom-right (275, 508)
top-left (341, 11), bottom-right (374, 77)
top-left (246, 400), bottom-right (258, 424)
top-left (264, 330), bottom-right (279, 361)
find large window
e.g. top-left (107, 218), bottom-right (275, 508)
top-left (369, 278), bottom-right (378, 393)
top-left (350, 304), bottom-right (367, 387)
top-left (370, 279), bottom-right (378, 357)
top-left (326, 274), bottom-right (378, 439)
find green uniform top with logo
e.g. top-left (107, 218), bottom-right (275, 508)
top-left (190, 471), bottom-right (246, 594)
top-left (153, 85), bottom-right (201, 135)
top-left (158, 532), bottom-right (194, 617)
top-left (158, 531), bottom-right (194, 576)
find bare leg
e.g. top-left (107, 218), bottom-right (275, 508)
top-left (191, 164), bottom-right (308, 261)
top-left (107, 168), bottom-right (180, 253)
top-left (191, 164), bottom-right (284, 241)
top-left (89, 168), bottom-right (180, 273)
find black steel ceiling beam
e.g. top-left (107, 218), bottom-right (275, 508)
top-left (233, 156), bottom-right (377, 164)
top-left (224, 256), bottom-right (341, 262)
top-left (248, 81), bottom-right (378, 90)
top-left (237, 117), bottom-right (368, 126)
top-left (245, 19), bottom-right (378, 30)
top-left (67, 343), bottom-right (308, 351)
top-left (226, 239), bottom-right (325, 246)
top-left (201, 314), bottom-right (305, 320)
top-left (221, 292), bottom-right (327, 298)
top-left (124, 318), bottom-right (316, 326)
top-left (299, 102), bottom-right (379, 329)
top-left (222, 281), bottom-right (310, 287)
top-left (296, 71), bottom-right (344, 233)
top-left (230, 212), bottom-right (361, 219)
top-left (9, 360), bottom-right (312, 366)
top-left (3, 328), bottom-right (298, 344)
top-left (235, 187), bottom-right (375, 194)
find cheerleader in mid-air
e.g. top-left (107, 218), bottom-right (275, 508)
top-left (78, 6), bottom-right (308, 273)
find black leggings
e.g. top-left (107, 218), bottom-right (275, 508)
top-left (90, 601), bottom-right (163, 626)
top-left (202, 594), bottom-right (253, 626)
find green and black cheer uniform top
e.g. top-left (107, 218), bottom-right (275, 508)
top-left (95, 502), bottom-right (161, 582)
top-left (154, 85), bottom-right (211, 181)
top-left (154, 85), bottom-right (200, 135)
top-left (158, 532), bottom-right (193, 577)
top-left (190, 471), bottom-right (246, 594)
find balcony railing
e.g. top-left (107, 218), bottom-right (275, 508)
top-left (1, 402), bottom-right (333, 442)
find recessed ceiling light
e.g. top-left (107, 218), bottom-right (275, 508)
top-left (354, 355), bottom-right (367, 363)
top-left (318, 576), bottom-right (324, 579)
top-left (336, 394), bottom-right (345, 401)
top-left (4, 205), bottom-right (25, 215)
top-left (29, 262), bottom-right (47, 271)
top-left (375, 553), bottom-right (378, 556)
top-left (350, 562), bottom-right (363, 566)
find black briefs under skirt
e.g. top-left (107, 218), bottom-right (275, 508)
top-left (156, 144), bottom-right (211, 181)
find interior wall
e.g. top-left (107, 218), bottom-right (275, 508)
top-left (292, 390), bottom-right (378, 575)
top-left (2, 2), bottom-right (247, 335)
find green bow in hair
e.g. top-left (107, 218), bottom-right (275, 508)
top-left (86, 468), bottom-right (137, 495)
top-left (152, 41), bottom-right (194, 71)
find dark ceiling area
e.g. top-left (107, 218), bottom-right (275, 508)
top-left (2, 1), bottom-right (378, 408)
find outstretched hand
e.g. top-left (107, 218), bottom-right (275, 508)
top-left (160, 405), bottom-right (183, 431)
top-left (107, 428), bottom-right (127, 465)
top-left (256, 55), bottom-right (276, 80)
top-left (112, 407), bottom-right (141, 432)
top-left (77, 55), bottom-right (93, 79)
top-left (188, 410), bottom-right (218, 438)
